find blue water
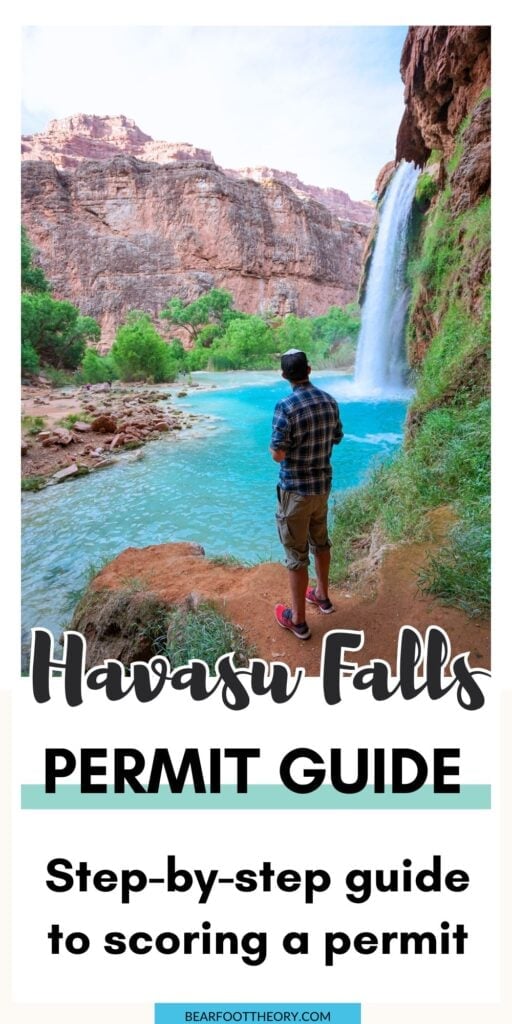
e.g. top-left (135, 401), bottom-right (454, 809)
top-left (21, 371), bottom-right (409, 654)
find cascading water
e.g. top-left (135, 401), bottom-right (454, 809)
top-left (354, 160), bottom-right (420, 395)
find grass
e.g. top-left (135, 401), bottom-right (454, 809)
top-left (65, 555), bottom-right (116, 608)
top-left (417, 499), bottom-right (490, 616)
top-left (427, 148), bottom-right (443, 166)
top-left (447, 112), bottom-right (472, 174)
top-left (209, 553), bottom-right (249, 569)
top-left (412, 293), bottom-right (490, 413)
top-left (163, 600), bottom-right (255, 670)
top-left (22, 415), bottom-right (47, 435)
top-left (415, 172), bottom-right (437, 207)
top-left (21, 474), bottom-right (47, 492)
top-left (40, 367), bottom-right (78, 387)
top-left (330, 462), bottom-right (394, 580)
top-left (331, 399), bottom-right (490, 616)
top-left (57, 412), bottom-right (92, 429)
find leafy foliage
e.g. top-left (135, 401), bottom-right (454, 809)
top-left (210, 315), bottom-right (275, 369)
top-left (159, 289), bottom-right (359, 372)
top-left (21, 226), bottom-right (50, 294)
top-left (111, 312), bottom-right (178, 382)
top-left (21, 293), bottom-right (100, 370)
top-left (21, 341), bottom-right (40, 376)
top-left (21, 226), bottom-right (101, 377)
top-left (80, 348), bottom-right (117, 383)
top-left (160, 288), bottom-right (238, 341)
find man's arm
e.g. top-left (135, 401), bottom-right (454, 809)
top-left (332, 405), bottom-right (343, 446)
top-left (270, 402), bottom-right (290, 461)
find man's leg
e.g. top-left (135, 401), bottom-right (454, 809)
top-left (288, 565), bottom-right (309, 625)
top-left (275, 490), bottom-right (310, 627)
top-left (313, 546), bottom-right (331, 602)
top-left (308, 494), bottom-right (334, 608)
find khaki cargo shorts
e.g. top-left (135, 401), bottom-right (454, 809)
top-left (275, 486), bottom-right (331, 570)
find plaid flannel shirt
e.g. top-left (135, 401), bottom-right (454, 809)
top-left (271, 382), bottom-right (343, 495)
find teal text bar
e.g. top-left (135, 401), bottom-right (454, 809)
top-left (21, 783), bottom-right (491, 810)
top-left (155, 1005), bottom-right (361, 1024)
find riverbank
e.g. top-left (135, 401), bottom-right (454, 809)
top-left (21, 378), bottom-right (209, 489)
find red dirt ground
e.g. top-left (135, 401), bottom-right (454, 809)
top-left (93, 530), bottom-right (490, 675)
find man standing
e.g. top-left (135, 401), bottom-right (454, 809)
top-left (270, 349), bottom-right (343, 640)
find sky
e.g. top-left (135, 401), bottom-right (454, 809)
top-left (21, 25), bottom-right (408, 201)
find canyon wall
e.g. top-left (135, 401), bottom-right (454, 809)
top-left (21, 115), bottom-right (372, 344)
top-left (397, 25), bottom-right (490, 372)
top-left (395, 25), bottom-right (490, 167)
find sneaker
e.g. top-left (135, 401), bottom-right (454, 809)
top-left (305, 586), bottom-right (334, 614)
top-left (274, 604), bottom-right (311, 640)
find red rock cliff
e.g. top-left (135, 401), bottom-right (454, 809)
top-left (22, 154), bottom-right (369, 344)
top-left (21, 113), bottom-right (215, 169)
top-left (21, 115), bottom-right (372, 344)
top-left (395, 26), bottom-right (490, 166)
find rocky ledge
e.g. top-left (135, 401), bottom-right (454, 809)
top-left (70, 533), bottom-right (489, 677)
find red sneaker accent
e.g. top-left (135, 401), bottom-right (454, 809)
top-left (274, 604), bottom-right (311, 640)
top-left (305, 587), bottom-right (334, 614)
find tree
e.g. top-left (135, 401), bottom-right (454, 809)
top-left (111, 312), bottom-right (177, 382)
top-left (311, 305), bottom-right (360, 348)
top-left (21, 341), bottom-right (40, 376)
top-left (21, 293), bottom-right (100, 370)
top-left (160, 288), bottom-right (237, 342)
top-left (211, 315), bottom-right (275, 369)
top-left (21, 226), bottom-right (50, 294)
top-left (274, 314), bottom-right (314, 354)
top-left (80, 349), bottom-right (116, 383)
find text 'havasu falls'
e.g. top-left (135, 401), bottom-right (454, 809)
top-left (30, 626), bottom-right (489, 711)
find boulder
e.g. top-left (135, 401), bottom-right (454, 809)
top-left (90, 414), bottom-right (117, 433)
top-left (42, 427), bottom-right (74, 447)
top-left (52, 463), bottom-right (79, 482)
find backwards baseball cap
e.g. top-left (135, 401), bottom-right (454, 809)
top-left (280, 348), bottom-right (310, 382)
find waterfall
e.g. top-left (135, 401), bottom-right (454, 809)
top-left (354, 160), bottom-right (420, 395)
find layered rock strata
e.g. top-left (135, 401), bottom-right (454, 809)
top-left (22, 153), bottom-right (369, 344)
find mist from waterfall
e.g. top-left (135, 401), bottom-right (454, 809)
top-left (354, 160), bottom-right (420, 396)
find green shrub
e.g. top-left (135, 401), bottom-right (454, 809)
top-left (21, 341), bottom-right (40, 376)
top-left (210, 315), bottom-right (275, 370)
top-left (21, 226), bottom-right (50, 294)
top-left (56, 413), bottom-right (92, 430)
top-left (39, 366), bottom-right (78, 387)
top-left (111, 312), bottom-right (178, 382)
top-left (80, 348), bottom-right (117, 383)
top-left (415, 172), bottom-right (437, 207)
top-left (21, 292), bottom-right (100, 370)
top-left (21, 475), bottom-right (47, 492)
top-left (160, 291), bottom-right (360, 372)
top-left (184, 345), bottom-right (210, 371)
